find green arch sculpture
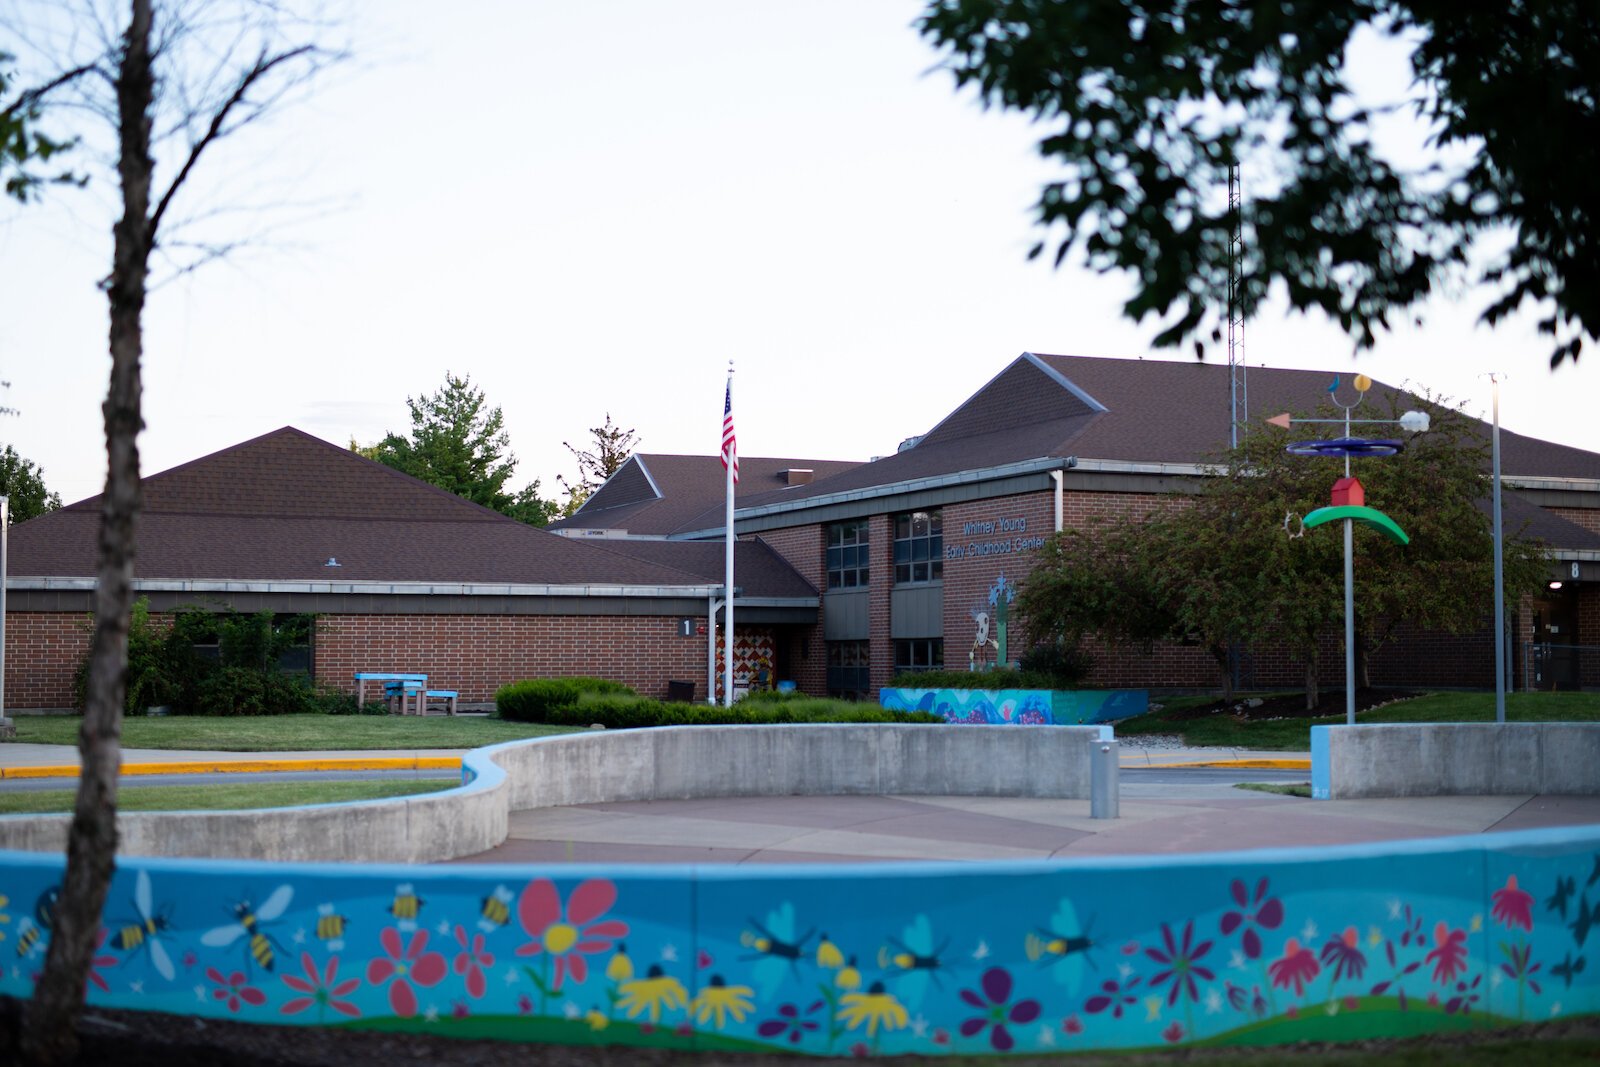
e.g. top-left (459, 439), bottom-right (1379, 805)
top-left (1302, 504), bottom-right (1410, 545)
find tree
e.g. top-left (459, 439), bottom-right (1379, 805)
top-left (556, 412), bottom-right (639, 515)
top-left (0, 444), bottom-right (63, 521)
top-left (373, 372), bottom-right (558, 526)
top-left (0, 50), bottom-right (86, 201)
top-left (15, 4), bottom-right (336, 1060)
top-left (917, 1), bottom-right (1599, 368)
top-left (1019, 397), bottom-right (1549, 708)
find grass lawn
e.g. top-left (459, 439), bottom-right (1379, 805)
top-left (5, 714), bottom-right (580, 751)
top-left (0, 779), bottom-right (451, 814)
top-left (1116, 691), bottom-right (1600, 751)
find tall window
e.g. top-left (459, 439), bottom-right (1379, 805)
top-left (893, 510), bottom-right (943, 584)
top-left (894, 638), bottom-right (943, 675)
top-left (826, 640), bottom-right (870, 699)
top-left (825, 520), bottom-right (870, 589)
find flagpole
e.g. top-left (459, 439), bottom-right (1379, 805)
top-left (722, 363), bottom-right (736, 707)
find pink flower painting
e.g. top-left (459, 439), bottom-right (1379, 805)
top-left (516, 878), bottom-right (628, 990)
top-left (1425, 923), bottom-right (1469, 985)
top-left (1268, 938), bottom-right (1321, 997)
top-left (1491, 875), bottom-right (1534, 932)
top-left (367, 927), bottom-right (447, 1018)
top-left (206, 968), bottom-right (267, 1014)
top-left (281, 952), bottom-right (361, 1020)
top-left (453, 924), bottom-right (496, 999)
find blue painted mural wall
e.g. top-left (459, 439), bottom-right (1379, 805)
top-left (2, 826), bottom-right (1595, 1055)
top-left (880, 688), bottom-right (1148, 725)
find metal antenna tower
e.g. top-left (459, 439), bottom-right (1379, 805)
top-left (1227, 163), bottom-right (1248, 448)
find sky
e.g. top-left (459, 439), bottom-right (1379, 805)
top-left (2, 1), bottom-right (1596, 510)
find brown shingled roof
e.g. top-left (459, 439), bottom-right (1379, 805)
top-left (7, 428), bottom-right (814, 593)
top-left (556, 453), bottom-right (864, 536)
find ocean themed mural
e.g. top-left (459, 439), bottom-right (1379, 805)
top-left (2, 824), bottom-right (1596, 1055)
top-left (880, 688), bottom-right (1148, 725)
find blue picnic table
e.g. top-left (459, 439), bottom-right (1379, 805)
top-left (353, 672), bottom-right (458, 716)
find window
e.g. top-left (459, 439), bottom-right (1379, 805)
top-left (893, 510), bottom-right (943, 584)
top-left (825, 520), bottom-right (870, 589)
top-left (894, 638), bottom-right (943, 675)
top-left (826, 640), bottom-right (870, 699)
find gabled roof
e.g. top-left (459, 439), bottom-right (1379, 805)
top-left (7, 428), bottom-right (813, 595)
top-left (700, 354), bottom-right (1600, 523)
top-left (555, 453), bottom-right (864, 537)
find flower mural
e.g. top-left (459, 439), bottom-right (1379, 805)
top-left (1219, 878), bottom-right (1284, 960)
top-left (691, 974), bottom-right (755, 1029)
top-left (206, 967), bottom-right (267, 1013)
top-left (366, 927), bottom-right (446, 1018)
top-left (616, 964), bottom-right (688, 1023)
top-left (0, 818), bottom-right (1595, 1058)
top-left (515, 878), bottom-right (628, 992)
top-left (1493, 875), bottom-right (1535, 933)
top-left (1267, 938), bottom-right (1320, 997)
top-left (452, 924), bottom-right (495, 999)
top-left (1145, 920), bottom-right (1214, 1007)
top-left (280, 952), bottom-right (361, 1020)
top-left (958, 967), bottom-right (1041, 1052)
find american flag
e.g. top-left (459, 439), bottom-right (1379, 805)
top-left (721, 378), bottom-right (739, 484)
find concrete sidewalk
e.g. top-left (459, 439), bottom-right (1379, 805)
top-left (0, 739), bottom-right (1310, 780)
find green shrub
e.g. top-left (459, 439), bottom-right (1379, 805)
top-left (566, 677), bottom-right (635, 696)
top-left (496, 679), bottom-right (584, 722)
top-left (319, 689), bottom-right (389, 716)
top-left (539, 695), bottom-right (940, 730)
top-left (1018, 640), bottom-right (1094, 689)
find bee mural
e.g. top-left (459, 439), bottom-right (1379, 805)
top-left (110, 870), bottom-right (175, 981)
top-left (15, 918), bottom-right (42, 960)
top-left (389, 883), bottom-right (424, 931)
top-left (478, 885), bottom-right (513, 934)
top-left (739, 901), bottom-right (814, 997)
top-left (315, 903), bottom-right (349, 951)
top-left (1024, 897), bottom-right (1097, 994)
top-left (201, 884), bottom-right (293, 973)
top-left (877, 913), bottom-right (947, 1008)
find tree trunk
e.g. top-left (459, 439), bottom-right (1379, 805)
top-left (1210, 644), bottom-right (1234, 704)
top-left (22, 3), bottom-right (152, 1061)
top-left (1304, 658), bottom-right (1320, 713)
top-left (1355, 639), bottom-right (1372, 691)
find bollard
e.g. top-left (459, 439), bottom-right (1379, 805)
top-left (1090, 740), bottom-right (1119, 819)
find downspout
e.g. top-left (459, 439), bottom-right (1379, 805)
top-left (1051, 469), bottom-right (1064, 533)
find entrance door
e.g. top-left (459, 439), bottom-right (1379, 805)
top-left (1531, 589), bottom-right (1579, 690)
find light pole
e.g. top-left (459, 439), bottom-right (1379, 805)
top-left (1489, 374), bottom-right (1506, 723)
top-left (1, 494), bottom-right (9, 736)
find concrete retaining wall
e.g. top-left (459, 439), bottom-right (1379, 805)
top-left (0, 724), bottom-right (1109, 862)
top-left (1312, 722), bottom-right (1600, 799)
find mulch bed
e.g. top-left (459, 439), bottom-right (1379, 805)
top-left (3, 997), bottom-right (1598, 1066)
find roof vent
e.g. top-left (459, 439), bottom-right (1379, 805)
top-left (324, 557), bottom-right (342, 567)
top-left (897, 435), bottom-right (923, 453)
top-left (783, 468), bottom-right (814, 486)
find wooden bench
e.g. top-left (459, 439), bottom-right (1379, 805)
top-left (383, 679), bottom-right (427, 716)
top-left (425, 690), bottom-right (458, 716)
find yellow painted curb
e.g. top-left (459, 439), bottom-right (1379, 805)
top-left (1126, 758), bottom-right (1311, 770)
top-left (0, 756), bottom-right (462, 780)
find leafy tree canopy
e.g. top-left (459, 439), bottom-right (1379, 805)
top-left (557, 412), bottom-right (639, 516)
top-left (0, 51), bottom-right (85, 202)
top-left (373, 372), bottom-right (557, 525)
top-left (917, 0), bottom-right (1599, 367)
top-left (1018, 396), bottom-right (1549, 704)
top-left (0, 443), bottom-right (63, 522)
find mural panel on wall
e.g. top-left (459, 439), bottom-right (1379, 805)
top-left (880, 688), bottom-right (1148, 724)
top-left (2, 826), bottom-right (1595, 1055)
top-left (714, 628), bottom-right (775, 702)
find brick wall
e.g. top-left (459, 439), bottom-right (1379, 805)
top-left (315, 613), bottom-right (713, 704)
top-left (3, 612), bottom-right (93, 709)
top-left (753, 527), bottom-right (827, 694)
top-left (1545, 506), bottom-right (1600, 537)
